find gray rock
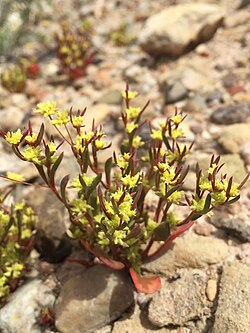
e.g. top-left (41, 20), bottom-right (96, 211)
top-left (217, 123), bottom-right (250, 153)
top-left (165, 81), bottom-right (188, 104)
top-left (25, 189), bottom-right (72, 263)
top-left (212, 262), bottom-right (250, 333)
top-left (211, 103), bottom-right (250, 125)
top-left (143, 233), bottom-right (229, 276)
top-left (55, 265), bottom-right (134, 333)
top-left (148, 270), bottom-right (209, 327)
top-left (0, 279), bottom-right (56, 333)
top-left (209, 215), bottom-right (250, 243)
top-left (139, 4), bottom-right (224, 57)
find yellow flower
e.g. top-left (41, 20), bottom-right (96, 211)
top-left (208, 164), bottom-right (217, 175)
top-left (48, 142), bottom-right (57, 153)
top-left (51, 110), bottom-right (69, 126)
top-left (132, 136), bottom-right (143, 148)
top-left (34, 101), bottom-right (58, 117)
top-left (5, 129), bottom-right (22, 144)
top-left (25, 133), bottom-right (38, 144)
top-left (126, 122), bottom-right (138, 133)
top-left (191, 198), bottom-right (205, 211)
top-left (171, 128), bottom-right (184, 139)
top-left (121, 173), bottom-right (141, 187)
top-left (171, 114), bottom-right (183, 124)
top-left (22, 146), bottom-right (44, 165)
top-left (121, 90), bottom-right (138, 99)
top-left (151, 129), bottom-right (162, 140)
top-left (125, 107), bottom-right (141, 119)
top-left (95, 139), bottom-right (106, 150)
top-left (72, 115), bottom-right (84, 127)
top-left (6, 172), bottom-right (25, 182)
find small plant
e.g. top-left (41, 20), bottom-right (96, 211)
top-left (0, 88), bottom-right (248, 293)
top-left (110, 23), bottom-right (135, 46)
top-left (0, 179), bottom-right (36, 302)
top-left (1, 64), bottom-right (26, 93)
top-left (20, 57), bottom-right (40, 79)
top-left (55, 20), bottom-right (95, 80)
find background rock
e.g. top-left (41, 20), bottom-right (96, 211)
top-left (144, 233), bottom-right (229, 276)
top-left (139, 4), bottom-right (224, 57)
top-left (0, 279), bottom-right (56, 333)
top-left (210, 103), bottom-right (250, 124)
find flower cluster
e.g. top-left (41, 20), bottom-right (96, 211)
top-left (1, 64), bottom-right (26, 93)
top-left (1, 88), bottom-right (248, 294)
top-left (55, 20), bottom-right (95, 80)
top-left (0, 185), bottom-right (36, 301)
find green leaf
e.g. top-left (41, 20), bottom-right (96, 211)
top-left (34, 123), bottom-right (44, 147)
top-left (105, 157), bottom-right (112, 186)
top-left (153, 222), bottom-right (170, 241)
top-left (86, 174), bottom-right (102, 197)
top-left (49, 152), bottom-right (64, 185)
top-left (60, 175), bottom-right (70, 204)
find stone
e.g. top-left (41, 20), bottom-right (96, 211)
top-left (206, 279), bottom-right (217, 301)
top-left (212, 262), bottom-right (250, 333)
top-left (148, 270), bottom-right (209, 327)
top-left (0, 106), bottom-right (24, 131)
top-left (241, 141), bottom-right (250, 166)
top-left (84, 103), bottom-right (112, 130)
top-left (112, 306), bottom-right (176, 333)
top-left (224, 10), bottom-right (250, 28)
top-left (55, 265), bottom-right (134, 333)
top-left (0, 279), bottom-right (56, 333)
top-left (143, 233), bottom-right (229, 276)
top-left (139, 4), bottom-right (224, 57)
top-left (25, 189), bottom-right (72, 263)
top-left (184, 95), bottom-right (207, 114)
top-left (217, 123), bottom-right (250, 153)
top-left (164, 81), bottom-right (188, 104)
top-left (97, 90), bottom-right (122, 105)
top-left (209, 214), bottom-right (250, 243)
top-left (211, 103), bottom-right (250, 124)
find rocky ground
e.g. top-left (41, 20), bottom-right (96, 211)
top-left (0, 0), bottom-right (250, 332)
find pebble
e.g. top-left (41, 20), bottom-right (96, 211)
top-left (206, 279), bottom-right (217, 301)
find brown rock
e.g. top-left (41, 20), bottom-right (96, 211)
top-left (55, 265), bottom-right (134, 333)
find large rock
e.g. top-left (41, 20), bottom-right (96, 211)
top-left (212, 262), bottom-right (250, 333)
top-left (26, 189), bottom-right (72, 263)
top-left (55, 265), bottom-right (134, 333)
top-left (217, 123), bottom-right (250, 153)
top-left (0, 279), bottom-right (56, 333)
top-left (148, 270), bottom-right (209, 327)
top-left (143, 233), bottom-right (228, 276)
top-left (139, 4), bottom-right (224, 57)
top-left (211, 103), bottom-right (250, 125)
